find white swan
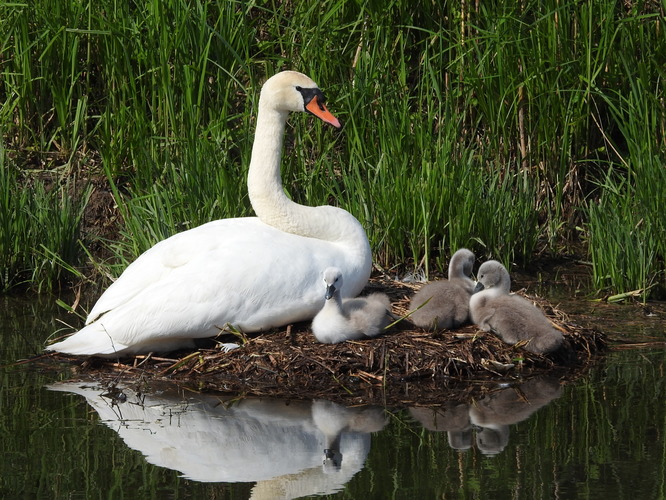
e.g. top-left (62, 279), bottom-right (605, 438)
top-left (408, 248), bottom-right (475, 330)
top-left (311, 267), bottom-right (393, 344)
top-left (469, 260), bottom-right (564, 354)
top-left (47, 71), bottom-right (372, 357)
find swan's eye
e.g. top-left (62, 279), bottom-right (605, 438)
top-left (296, 86), bottom-right (325, 109)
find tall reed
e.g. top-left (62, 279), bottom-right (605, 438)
top-left (586, 61), bottom-right (665, 300)
top-left (0, 143), bottom-right (90, 291)
top-left (0, 0), bottom-right (664, 296)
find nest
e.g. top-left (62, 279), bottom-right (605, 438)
top-left (50, 274), bottom-right (606, 407)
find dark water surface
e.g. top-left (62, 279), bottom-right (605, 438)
top-left (2, 291), bottom-right (665, 499)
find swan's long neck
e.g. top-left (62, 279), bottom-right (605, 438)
top-left (247, 104), bottom-right (291, 225)
top-left (247, 101), bottom-right (364, 244)
top-left (498, 272), bottom-right (512, 294)
top-left (332, 292), bottom-right (348, 318)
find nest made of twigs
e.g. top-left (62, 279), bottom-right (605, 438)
top-left (50, 274), bottom-right (606, 407)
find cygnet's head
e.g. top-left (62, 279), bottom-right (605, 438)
top-left (473, 260), bottom-right (511, 294)
top-left (475, 425), bottom-right (510, 455)
top-left (322, 267), bottom-right (343, 300)
top-left (450, 248), bottom-right (476, 278)
top-left (260, 71), bottom-right (341, 127)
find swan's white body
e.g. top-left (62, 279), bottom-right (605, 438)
top-left (311, 267), bottom-right (392, 344)
top-left (48, 71), bottom-right (372, 356)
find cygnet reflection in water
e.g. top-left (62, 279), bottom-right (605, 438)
top-left (48, 382), bottom-right (387, 498)
top-left (311, 400), bottom-right (387, 471)
top-left (409, 402), bottom-right (473, 450)
top-left (409, 376), bottom-right (562, 455)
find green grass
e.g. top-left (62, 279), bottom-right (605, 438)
top-left (0, 0), bottom-right (664, 297)
top-left (586, 63), bottom-right (666, 300)
top-left (0, 141), bottom-right (90, 291)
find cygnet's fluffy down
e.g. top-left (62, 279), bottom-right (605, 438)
top-left (469, 260), bottom-right (564, 354)
top-left (409, 248), bottom-right (475, 330)
top-left (312, 267), bottom-right (393, 344)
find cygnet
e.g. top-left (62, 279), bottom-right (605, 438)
top-left (312, 267), bottom-right (393, 344)
top-left (409, 248), bottom-right (475, 330)
top-left (469, 260), bottom-right (564, 354)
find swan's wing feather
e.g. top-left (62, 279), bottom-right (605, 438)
top-left (87, 218), bottom-right (239, 323)
top-left (70, 218), bottom-right (364, 354)
top-left (89, 216), bottom-right (369, 327)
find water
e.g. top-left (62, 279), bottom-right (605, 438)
top-left (1, 293), bottom-right (665, 499)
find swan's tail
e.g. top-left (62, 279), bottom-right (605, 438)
top-left (46, 322), bottom-right (127, 357)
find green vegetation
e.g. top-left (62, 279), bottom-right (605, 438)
top-left (0, 143), bottom-right (90, 291)
top-left (0, 0), bottom-right (664, 298)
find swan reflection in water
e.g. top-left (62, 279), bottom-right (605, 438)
top-left (49, 375), bottom-right (560, 495)
top-left (409, 376), bottom-right (562, 455)
top-left (48, 382), bottom-right (387, 498)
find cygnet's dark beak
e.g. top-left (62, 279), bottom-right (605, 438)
top-left (323, 448), bottom-right (343, 469)
top-left (325, 283), bottom-right (337, 300)
top-left (473, 281), bottom-right (484, 294)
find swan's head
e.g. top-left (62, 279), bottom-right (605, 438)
top-left (473, 260), bottom-right (511, 294)
top-left (322, 267), bottom-right (343, 300)
top-left (260, 71), bottom-right (341, 128)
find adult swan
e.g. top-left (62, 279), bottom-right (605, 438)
top-left (47, 71), bottom-right (372, 357)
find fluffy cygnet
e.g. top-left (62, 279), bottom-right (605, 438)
top-left (469, 260), bottom-right (564, 354)
top-left (312, 267), bottom-right (393, 344)
top-left (408, 248), bottom-right (475, 330)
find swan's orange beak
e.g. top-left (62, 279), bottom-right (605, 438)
top-left (306, 96), bottom-right (341, 129)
